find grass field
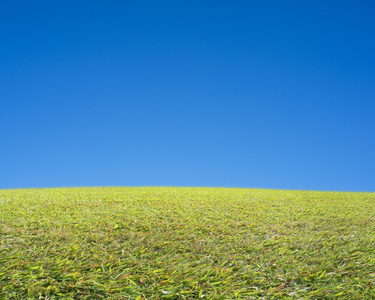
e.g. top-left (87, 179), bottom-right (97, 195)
top-left (0, 187), bottom-right (374, 299)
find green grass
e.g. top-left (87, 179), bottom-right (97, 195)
top-left (1, 187), bottom-right (375, 299)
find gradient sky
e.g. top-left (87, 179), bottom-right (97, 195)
top-left (1, 1), bottom-right (374, 191)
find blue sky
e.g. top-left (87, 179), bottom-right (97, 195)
top-left (1, 1), bottom-right (374, 191)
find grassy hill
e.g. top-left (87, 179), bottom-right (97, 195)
top-left (1, 187), bottom-right (374, 299)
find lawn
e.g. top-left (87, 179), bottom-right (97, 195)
top-left (0, 187), bottom-right (374, 299)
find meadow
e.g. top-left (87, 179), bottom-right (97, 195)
top-left (0, 187), bottom-right (374, 299)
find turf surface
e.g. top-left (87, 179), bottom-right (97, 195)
top-left (1, 187), bottom-right (374, 299)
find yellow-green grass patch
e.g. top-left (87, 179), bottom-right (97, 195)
top-left (1, 187), bottom-right (374, 299)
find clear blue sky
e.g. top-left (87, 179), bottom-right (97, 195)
top-left (1, 1), bottom-right (374, 191)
